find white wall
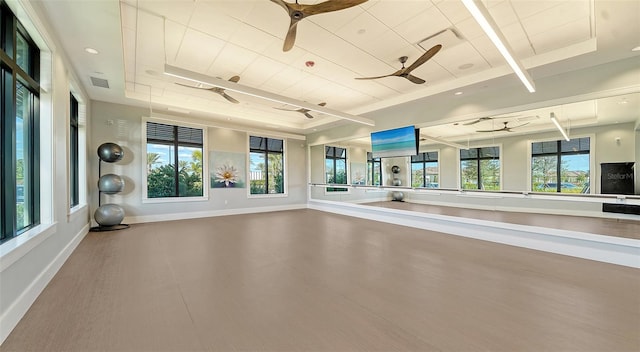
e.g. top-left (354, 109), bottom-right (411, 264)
top-left (90, 101), bottom-right (307, 224)
top-left (0, 0), bottom-right (92, 343)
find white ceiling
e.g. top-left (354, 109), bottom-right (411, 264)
top-left (39, 0), bottom-right (639, 135)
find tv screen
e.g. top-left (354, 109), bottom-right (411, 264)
top-left (371, 125), bottom-right (419, 158)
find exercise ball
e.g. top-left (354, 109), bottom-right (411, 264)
top-left (392, 191), bottom-right (404, 201)
top-left (391, 165), bottom-right (400, 174)
top-left (94, 204), bottom-right (125, 226)
top-left (98, 174), bottom-right (124, 194)
top-left (393, 178), bottom-right (402, 186)
top-left (97, 142), bottom-right (124, 162)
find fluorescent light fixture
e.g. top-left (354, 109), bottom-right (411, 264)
top-left (164, 64), bottom-right (375, 126)
top-left (550, 112), bottom-right (570, 141)
top-left (461, 0), bottom-right (536, 93)
top-left (420, 134), bottom-right (468, 149)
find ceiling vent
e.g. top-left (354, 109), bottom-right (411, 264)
top-left (90, 76), bottom-right (110, 89)
top-left (418, 28), bottom-right (463, 52)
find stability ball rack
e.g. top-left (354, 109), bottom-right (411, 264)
top-left (90, 142), bottom-right (129, 232)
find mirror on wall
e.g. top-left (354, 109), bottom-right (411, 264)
top-left (309, 93), bottom-right (639, 197)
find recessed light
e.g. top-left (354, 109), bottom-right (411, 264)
top-left (357, 29), bottom-right (366, 35)
top-left (617, 99), bottom-right (628, 105)
top-left (632, 46), bottom-right (640, 52)
top-left (454, 91), bottom-right (463, 96)
top-left (84, 47), bottom-right (99, 54)
top-left (458, 63), bottom-right (474, 70)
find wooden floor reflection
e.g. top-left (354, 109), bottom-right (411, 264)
top-left (364, 200), bottom-right (640, 240)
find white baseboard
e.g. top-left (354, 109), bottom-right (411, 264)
top-left (0, 224), bottom-right (90, 345)
top-left (308, 200), bottom-right (640, 268)
top-left (123, 204), bottom-right (307, 224)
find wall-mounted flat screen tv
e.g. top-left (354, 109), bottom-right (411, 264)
top-left (371, 125), bottom-right (419, 158)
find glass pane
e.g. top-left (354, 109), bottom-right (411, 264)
top-left (177, 146), bottom-right (203, 197)
top-left (373, 161), bottom-right (381, 186)
top-left (532, 155), bottom-right (557, 191)
top-left (267, 138), bottom-right (283, 152)
top-left (461, 160), bottom-right (478, 190)
top-left (16, 82), bottom-right (30, 230)
top-left (147, 143), bottom-right (175, 198)
top-left (480, 159), bottom-right (500, 190)
top-left (16, 32), bottom-right (30, 74)
top-left (425, 161), bottom-right (439, 188)
top-left (325, 159), bottom-right (334, 183)
top-left (561, 154), bottom-right (589, 193)
top-left (411, 163), bottom-right (424, 187)
top-left (335, 159), bottom-right (347, 184)
top-left (250, 152), bottom-right (266, 194)
top-left (460, 149), bottom-right (477, 160)
top-left (267, 153), bottom-right (284, 194)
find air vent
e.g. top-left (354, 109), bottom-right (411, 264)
top-left (418, 28), bottom-right (463, 51)
top-left (90, 76), bottom-right (110, 89)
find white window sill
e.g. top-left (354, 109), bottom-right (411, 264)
top-left (0, 222), bottom-right (57, 272)
top-left (67, 204), bottom-right (88, 222)
top-left (247, 193), bottom-right (289, 199)
top-left (142, 196), bottom-right (209, 204)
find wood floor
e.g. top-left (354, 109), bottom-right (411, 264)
top-left (2, 209), bottom-right (639, 351)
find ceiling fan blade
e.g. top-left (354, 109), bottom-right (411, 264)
top-left (355, 73), bottom-right (395, 80)
top-left (404, 74), bottom-right (426, 84)
top-left (175, 82), bottom-right (211, 91)
top-left (404, 44), bottom-right (442, 73)
top-left (228, 75), bottom-right (240, 83)
top-left (463, 117), bottom-right (492, 126)
top-left (220, 92), bottom-right (239, 104)
top-left (317, 102), bottom-right (327, 107)
top-left (269, 0), bottom-right (289, 12)
top-left (283, 19), bottom-right (299, 52)
top-left (304, 0), bottom-right (368, 17)
top-left (274, 106), bottom-right (298, 112)
top-left (476, 128), bottom-right (500, 133)
top-left (304, 112), bottom-right (315, 119)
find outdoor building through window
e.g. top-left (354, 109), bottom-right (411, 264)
top-left (146, 121), bottom-right (204, 198)
top-left (460, 147), bottom-right (500, 190)
top-left (325, 146), bottom-right (347, 192)
top-left (249, 136), bottom-right (285, 195)
top-left (411, 151), bottom-right (439, 188)
top-left (531, 137), bottom-right (590, 193)
top-left (1, 1), bottom-right (41, 243)
top-left (366, 152), bottom-right (381, 186)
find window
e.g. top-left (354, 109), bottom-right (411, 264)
top-left (69, 94), bottom-right (79, 208)
top-left (1, 2), bottom-right (40, 243)
top-left (145, 121), bottom-right (204, 198)
top-left (411, 151), bottom-right (439, 188)
top-left (366, 152), bottom-right (381, 186)
top-left (531, 137), bottom-right (590, 193)
top-left (249, 136), bottom-right (285, 195)
top-left (325, 146), bottom-right (347, 192)
top-left (460, 147), bottom-right (500, 190)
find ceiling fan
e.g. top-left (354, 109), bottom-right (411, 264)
top-left (477, 121), bottom-right (529, 132)
top-left (176, 76), bottom-right (241, 104)
top-left (355, 44), bottom-right (442, 84)
top-left (274, 102), bottom-right (327, 119)
top-left (457, 115), bottom-right (521, 126)
top-left (271, 0), bottom-right (368, 52)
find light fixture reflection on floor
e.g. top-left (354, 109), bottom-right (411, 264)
top-left (550, 112), bottom-right (570, 141)
top-left (461, 0), bottom-right (536, 93)
top-left (164, 64), bottom-right (375, 126)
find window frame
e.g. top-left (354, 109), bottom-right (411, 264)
top-left (530, 136), bottom-right (592, 194)
top-left (1, 1), bottom-right (40, 244)
top-left (248, 135), bottom-right (287, 198)
top-left (366, 152), bottom-right (382, 186)
top-left (411, 150), bottom-right (439, 188)
top-left (69, 93), bottom-right (79, 208)
top-left (324, 145), bottom-right (349, 193)
top-left (459, 145), bottom-right (502, 191)
top-left (142, 118), bottom-right (208, 203)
